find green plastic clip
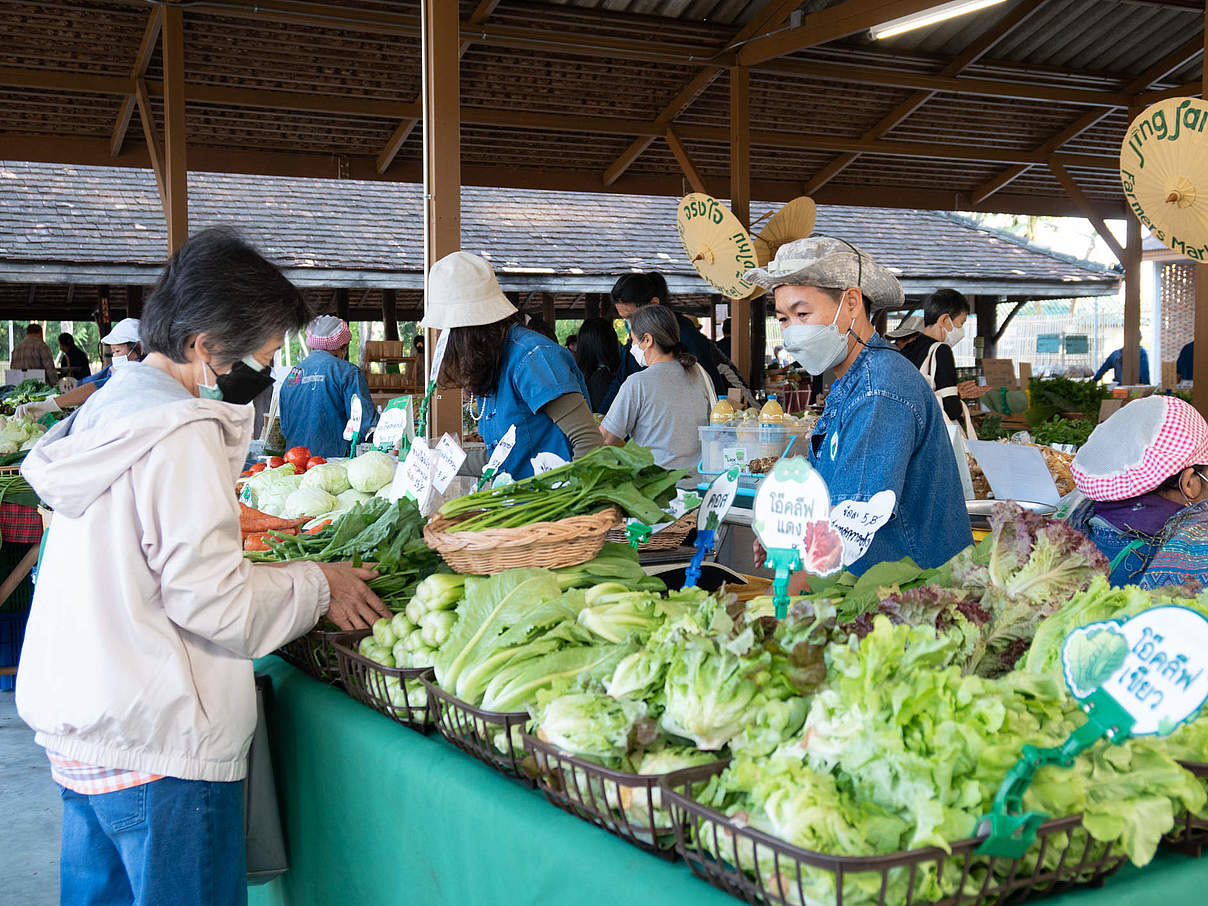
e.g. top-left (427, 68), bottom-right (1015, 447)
top-left (414, 380), bottom-right (436, 439)
top-left (626, 522), bottom-right (653, 549)
top-left (974, 688), bottom-right (1134, 858)
top-left (763, 547), bottom-right (802, 619)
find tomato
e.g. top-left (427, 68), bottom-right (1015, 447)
top-left (248, 462), bottom-right (268, 474)
top-left (306, 456), bottom-right (327, 470)
top-left (284, 446), bottom-right (312, 469)
top-left (240, 470), bottom-right (253, 478)
top-left (267, 456), bottom-right (286, 468)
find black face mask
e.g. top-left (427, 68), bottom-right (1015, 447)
top-left (217, 359), bottom-right (274, 405)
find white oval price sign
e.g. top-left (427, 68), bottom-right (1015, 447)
top-left (751, 457), bottom-right (842, 576)
top-left (698, 468), bottom-right (740, 533)
top-left (1062, 605), bottom-right (1208, 736)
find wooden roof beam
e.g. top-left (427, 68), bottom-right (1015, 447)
top-left (134, 79), bottom-right (166, 207)
top-left (602, 0), bottom-right (804, 187)
top-left (664, 127), bottom-right (706, 194)
top-left (759, 59), bottom-right (1132, 107)
top-left (377, 0), bottom-right (499, 176)
top-left (110, 8), bottom-right (162, 157)
top-left (1048, 158), bottom-right (1126, 265)
top-left (805, 0), bottom-right (1047, 194)
top-left (737, 0), bottom-right (948, 66)
top-left (972, 35), bottom-right (1205, 203)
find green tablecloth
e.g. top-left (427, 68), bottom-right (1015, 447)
top-left (248, 657), bottom-right (1208, 906)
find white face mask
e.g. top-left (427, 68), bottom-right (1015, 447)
top-left (781, 297), bottom-right (852, 376)
top-left (630, 341), bottom-right (647, 368)
top-left (110, 355), bottom-right (129, 369)
top-left (945, 322), bottom-right (966, 347)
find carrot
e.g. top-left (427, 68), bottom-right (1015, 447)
top-left (305, 520), bottom-right (332, 535)
top-left (244, 534), bottom-right (272, 552)
top-left (239, 503), bottom-right (307, 534)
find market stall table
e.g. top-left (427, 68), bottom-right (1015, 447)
top-left (248, 657), bottom-right (1208, 906)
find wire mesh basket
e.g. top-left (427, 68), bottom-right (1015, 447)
top-left (661, 762), bottom-right (1126, 906)
top-left (275, 627), bottom-right (365, 684)
top-left (523, 733), bottom-right (720, 858)
top-left (1163, 761), bottom-right (1208, 856)
top-left (331, 639), bottom-right (432, 733)
top-left (420, 669), bottom-right (534, 785)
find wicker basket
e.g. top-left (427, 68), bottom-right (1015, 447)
top-left (420, 669), bottom-right (535, 784)
top-left (524, 733), bottom-right (719, 858)
top-left (332, 640), bottom-right (433, 733)
top-left (606, 509), bottom-right (696, 552)
top-left (275, 627), bottom-right (366, 684)
top-left (423, 507), bottom-right (620, 574)
top-left (662, 761), bottom-right (1125, 906)
top-left (1164, 761), bottom-right (1208, 856)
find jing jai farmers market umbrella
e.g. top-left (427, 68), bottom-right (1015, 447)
top-left (752, 196), bottom-right (817, 267)
top-left (676, 193), bottom-right (759, 300)
top-left (1120, 97), bottom-right (1208, 260)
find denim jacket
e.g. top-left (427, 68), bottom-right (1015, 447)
top-left (807, 335), bottom-right (972, 574)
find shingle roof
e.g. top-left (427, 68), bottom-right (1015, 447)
top-left (0, 161), bottom-right (1119, 298)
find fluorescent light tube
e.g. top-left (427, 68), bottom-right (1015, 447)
top-left (869, 0), bottom-right (1009, 40)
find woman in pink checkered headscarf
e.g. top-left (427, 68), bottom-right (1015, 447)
top-left (1066, 395), bottom-right (1208, 589)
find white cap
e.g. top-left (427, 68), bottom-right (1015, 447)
top-left (420, 251), bottom-right (517, 330)
top-left (101, 317), bottom-right (140, 345)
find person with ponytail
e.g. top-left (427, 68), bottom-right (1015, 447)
top-left (600, 305), bottom-right (713, 475)
top-left (601, 271), bottom-right (728, 410)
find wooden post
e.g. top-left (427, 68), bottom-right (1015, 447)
top-left (161, 1), bottom-right (187, 251)
top-left (729, 65), bottom-right (752, 389)
top-left (422, 0), bottom-right (462, 437)
top-left (381, 288), bottom-right (400, 341)
top-left (1123, 213), bottom-right (1143, 384)
top-left (1196, 14), bottom-right (1208, 416)
top-left (750, 295), bottom-right (766, 393)
top-left (585, 293), bottom-right (603, 318)
top-left (96, 285), bottom-right (112, 340)
top-left (126, 285), bottom-right (143, 319)
top-left (974, 295), bottom-right (998, 360)
top-left (541, 292), bottom-right (556, 329)
top-left (334, 287), bottom-right (350, 322)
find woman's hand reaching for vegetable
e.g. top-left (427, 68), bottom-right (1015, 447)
top-left (317, 563), bottom-right (391, 630)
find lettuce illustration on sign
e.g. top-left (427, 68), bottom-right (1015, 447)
top-left (1062, 622), bottom-right (1130, 699)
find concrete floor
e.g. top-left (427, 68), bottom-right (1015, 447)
top-left (0, 690), bottom-right (60, 906)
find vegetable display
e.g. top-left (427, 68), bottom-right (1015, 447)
top-left (1025, 376), bottom-right (1112, 426)
top-left (0, 413), bottom-right (49, 455)
top-left (692, 618), bottom-right (1204, 906)
top-left (241, 449), bottom-right (397, 518)
top-left (438, 442), bottom-right (684, 531)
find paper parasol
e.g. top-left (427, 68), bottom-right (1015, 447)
top-left (1121, 98), bottom-right (1208, 260)
top-left (753, 196), bottom-right (817, 267)
top-left (676, 193), bottom-right (758, 299)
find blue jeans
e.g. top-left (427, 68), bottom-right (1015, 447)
top-left (59, 777), bottom-right (247, 906)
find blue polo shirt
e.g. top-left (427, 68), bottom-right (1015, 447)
top-left (78, 364), bottom-right (112, 389)
top-left (478, 325), bottom-right (590, 479)
top-left (807, 334), bottom-right (972, 574)
top-left (279, 350), bottom-right (378, 458)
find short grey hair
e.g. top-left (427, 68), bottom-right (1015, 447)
top-left (141, 227), bottom-right (310, 365)
top-left (630, 305), bottom-right (697, 371)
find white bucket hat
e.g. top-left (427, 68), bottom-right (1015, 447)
top-left (421, 251), bottom-right (518, 330)
top-left (744, 236), bottom-right (904, 312)
top-left (101, 317), bottom-right (141, 345)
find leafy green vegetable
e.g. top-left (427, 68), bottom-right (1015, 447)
top-left (1030, 416), bottom-right (1095, 448)
top-left (1064, 625), bottom-right (1130, 695)
top-left (531, 690), bottom-right (648, 765)
top-left (300, 461), bottom-right (351, 495)
top-left (439, 442), bottom-right (684, 530)
top-left (346, 449), bottom-right (396, 493)
top-left (1025, 376), bottom-right (1112, 426)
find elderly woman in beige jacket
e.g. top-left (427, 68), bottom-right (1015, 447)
top-left (17, 228), bottom-right (389, 905)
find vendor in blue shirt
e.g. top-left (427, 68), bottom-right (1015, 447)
top-left (744, 237), bottom-right (972, 576)
top-left (421, 251), bottom-right (600, 479)
top-left (279, 316), bottom-right (378, 458)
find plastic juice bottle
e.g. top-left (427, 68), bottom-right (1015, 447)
top-left (759, 394), bottom-right (785, 425)
top-left (710, 395), bottom-right (735, 424)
